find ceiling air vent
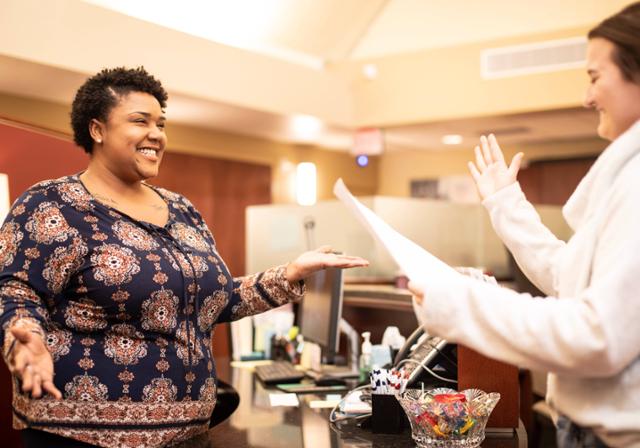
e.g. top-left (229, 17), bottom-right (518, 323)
top-left (481, 37), bottom-right (587, 79)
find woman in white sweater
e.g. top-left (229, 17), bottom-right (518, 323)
top-left (409, 3), bottom-right (640, 447)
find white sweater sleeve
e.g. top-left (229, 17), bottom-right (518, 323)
top-left (482, 182), bottom-right (566, 296)
top-left (418, 175), bottom-right (640, 376)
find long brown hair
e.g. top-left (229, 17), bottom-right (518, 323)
top-left (589, 2), bottom-right (640, 82)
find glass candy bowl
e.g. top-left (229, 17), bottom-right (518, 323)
top-left (396, 388), bottom-right (500, 448)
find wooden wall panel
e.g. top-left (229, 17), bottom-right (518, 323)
top-left (518, 157), bottom-right (596, 205)
top-left (457, 346), bottom-right (520, 429)
top-left (0, 122), bottom-right (89, 197)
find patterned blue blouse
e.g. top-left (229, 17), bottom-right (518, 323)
top-left (0, 175), bottom-right (304, 447)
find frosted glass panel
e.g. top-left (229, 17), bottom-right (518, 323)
top-left (246, 197), bottom-right (570, 280)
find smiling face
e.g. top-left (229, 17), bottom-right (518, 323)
top-left (90, 91), bottom-right (167, 183)
top-left (584, 38), bottom-right (640, 141)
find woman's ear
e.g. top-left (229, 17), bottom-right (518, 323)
top-left (88, 119), bottom-right (105, 145)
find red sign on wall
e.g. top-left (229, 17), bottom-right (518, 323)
top-left (352, 127), bottom-right (384, 155)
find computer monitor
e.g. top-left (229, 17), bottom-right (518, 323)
top-left (298, 267), bottom-right (343, 365)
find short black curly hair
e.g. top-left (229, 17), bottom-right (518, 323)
top-left (70, 67), bottom-right (168, 153)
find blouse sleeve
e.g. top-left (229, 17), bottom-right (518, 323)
top-left (0, 185), bottom-right (87, 364)
top-left (218, 265), bottom-right (305, 323)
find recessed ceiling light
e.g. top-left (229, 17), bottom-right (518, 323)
top-left (291, 115), bottom-right (322, 141)
top-left (362, 63), bottom-right (378, 80)
top-left (441, 134), bottom-right (464, 145)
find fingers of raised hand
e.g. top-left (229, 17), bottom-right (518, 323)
top-left (488, 134), bottom-right (505, 164)
top-left (474, 146), bottom-right (487, 171)
top-left (467, 161), bottom-right (481, 183)
top-left (480, 135), bottom-right (493, 165)
top-left (509, 152), bottom-right (524, 177)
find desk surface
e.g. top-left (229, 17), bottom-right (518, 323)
top-left (181, 366), bottom-right (526, 448)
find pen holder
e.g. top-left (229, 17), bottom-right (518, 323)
top-left (371, 393), bottom-right (407, 434)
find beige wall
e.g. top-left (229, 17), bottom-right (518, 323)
top-left (334, 27), bottom-right (593, 127)
top-left (0, 92), bottom-right (378, 203)
top-left (376, 138), bottom-right (607, 197)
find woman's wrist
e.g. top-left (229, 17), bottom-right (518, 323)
top-left (285, 262), bottom-right (301, 284)
top-left (3, 320), bottom-right (46, 360)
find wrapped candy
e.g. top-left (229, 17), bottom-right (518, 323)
top-left (396, 388), bottom-right (501, 447)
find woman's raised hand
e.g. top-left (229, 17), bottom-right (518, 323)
top-left (285, 246), bottom-right (369, 283)
top-left (7, 327), bottom-right (62, 400)
top-left (467, 134), bottom-right (524, 200)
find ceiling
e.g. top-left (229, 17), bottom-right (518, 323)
top-left (0, 0), bottom-right (630, 152)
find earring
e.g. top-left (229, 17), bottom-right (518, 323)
top-left (96, 139), bottom-right (102, 144)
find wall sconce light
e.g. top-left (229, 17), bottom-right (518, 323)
top-left (296, 162), bottom-right (316, 206)
top-left (0, 174), bottom-right (10, 223)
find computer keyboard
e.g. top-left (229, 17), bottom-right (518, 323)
top-left (255, 361), bottom-right (305, 385)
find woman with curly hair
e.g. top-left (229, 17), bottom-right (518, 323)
top-left (0, 66), bottom-right (368, 448)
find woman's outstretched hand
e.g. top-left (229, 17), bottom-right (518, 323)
top-left (7, 327), bottom-right (62, 400)
top-left (407, 281), bottom-right (425, 306)
top-left (286, 246), bottom-right (369, 283)
top-left (467, 134), bottom-right (524, 200)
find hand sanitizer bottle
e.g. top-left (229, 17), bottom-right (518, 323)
top-left (359, 331), bottom-right (372, 383)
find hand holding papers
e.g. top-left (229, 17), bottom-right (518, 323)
top-left (333, 179), bottom-right (462, 286)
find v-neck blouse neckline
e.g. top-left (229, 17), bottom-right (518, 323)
top-left (74, 173), bottom-right (172, 230)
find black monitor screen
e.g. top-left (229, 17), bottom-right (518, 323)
top-left (298, 267), bottom-right (343, 364)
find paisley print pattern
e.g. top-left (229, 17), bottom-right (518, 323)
top-left (104, 324), bottom-right (148, 366)
top-left (113, 220), bottom-right (159, 251)
top-left (64, 300), bottom-right (108, 333)
top-left (169, 223), bottom-right (210, 252)
top-left (45, 327), bottom-right (73, 361)
top-left (42, 237), bottom-right (88, 294)
top-left (0, 175), bottom-right (304, 448)
top-left (167, 250), bottom-right (209, 278)
top-left (91, 243), bottom-right (140, 286)
top-left (175, 321), bottom-right (204, 366)
top-left (64, 374), bottom-right (109, 401)
top-left (0, 222), bottom-right (23, 269)
top-left (57, 182), bottom-right (94, 211)
top-left (142, 377), bottom-right (178, 403)
top-left (198, 377), bottom-right (217, 401)
top-left (25, 201), bottom-right (77, 244)
top-left (198, 290), bottom-right (227, 332)
top-left (141, 289), bottom-right (179, 333)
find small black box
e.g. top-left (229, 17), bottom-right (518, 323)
top-left (371, 394), bottom-right (408, 434)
